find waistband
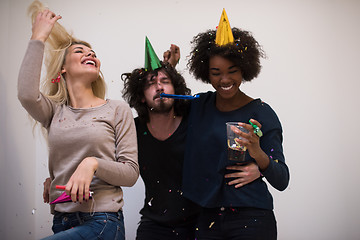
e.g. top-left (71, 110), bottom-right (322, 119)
top-left (54, 210), bottom-right (122, 219)
top-left (202, 207), bottom-right (272, 213)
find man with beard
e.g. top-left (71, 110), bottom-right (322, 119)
top-left (121, 38), bottom-right (261, 239)
top-left (121, 39), bottom-right (201, 239)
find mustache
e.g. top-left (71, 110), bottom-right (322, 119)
top-left (153, 92), bottom-right (162, 100)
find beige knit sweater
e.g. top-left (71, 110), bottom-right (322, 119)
top-left (18, 40), bottom-right (139, 214)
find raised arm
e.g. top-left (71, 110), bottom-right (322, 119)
top-left (163, 44), bottom-right (180, 67)
top-left (18, 10), bottom-right (61, 126)
top-left (31, 9), bottom-right (62, 42)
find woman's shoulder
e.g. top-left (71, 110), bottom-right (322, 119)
top-left (250, 99), bottom-right (277, 113)
top-left (250, 99), bottom-right (282, 128)
top-left (197, 91), bottom-right (215, 97)
top-left (106, 99), bottom-right (131, 109)
top-left (192, 91), bottom-right (215, 104)
top-left (102, 99), bottom-right (133, 119)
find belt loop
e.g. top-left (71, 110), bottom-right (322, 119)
top-left (76, 212), bottom-right (84, 225)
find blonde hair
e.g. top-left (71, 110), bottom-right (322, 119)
top-left (28, 0), bottom-right (106, 105)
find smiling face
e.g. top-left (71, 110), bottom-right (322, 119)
top-left (209, 55), bottom-right (243, 101)
top-left (142, 70), bottom-right (175, 113)
top-left (61, 44), bottom-right (100, 82)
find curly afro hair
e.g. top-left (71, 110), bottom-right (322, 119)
top-left (187, 27), bottom-right (266, 83)
top-left (122, 62), bottom-right (191, 123)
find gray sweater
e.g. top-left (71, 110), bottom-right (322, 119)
top-left (18, 40), bottom-right (139, 214)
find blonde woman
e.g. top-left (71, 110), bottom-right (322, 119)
top-left (18, 1), bottom-right (139, 239)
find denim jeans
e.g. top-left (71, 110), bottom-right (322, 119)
top-left (196, 207), bottom-right (277, 240)
top-left (40, 211), bottom-right (125, 240)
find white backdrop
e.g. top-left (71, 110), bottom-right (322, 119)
top-left (1, 0), bottom-right (360, 239)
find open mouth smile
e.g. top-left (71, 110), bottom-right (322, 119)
top-left (221, 84), bottom-right (234, 91)
top-left (82, 59), bottom-right (97, 67)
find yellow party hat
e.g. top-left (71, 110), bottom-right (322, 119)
top-left (215, 9), bottom-right (234, 46)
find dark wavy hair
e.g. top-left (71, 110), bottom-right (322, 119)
top-left (122, 62), bottom-right (191, 122)
top-left (187, 27), bottom-right (266, 83)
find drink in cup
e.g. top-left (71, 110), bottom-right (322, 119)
top-left (226, 122), bottom-right (249, 162)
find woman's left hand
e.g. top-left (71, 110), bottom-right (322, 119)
top-left (225, 162), bottom-right (261, 188)
top-left (234, 119), bottom-right (270, 171)
top-left (233, 119), bottom-right (263, 159)
top-left (65, 157), bottom-right (98, 203)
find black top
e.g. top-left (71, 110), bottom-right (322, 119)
top-left (135, 115), bottom-right (201, 226)
top-left (183, 91), bottom-right (290, 209)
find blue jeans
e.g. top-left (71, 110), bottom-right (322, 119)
top-left (196, 207), bottom-right (277, 240)
top-left (40, 211), bottom-right (125, 240)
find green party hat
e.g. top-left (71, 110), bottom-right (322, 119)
top-left (145, 36), bottom-right (161, 71)
top-left (215, 9), bottom-right (234, 46)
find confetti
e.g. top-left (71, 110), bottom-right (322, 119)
top-left (148, 197), bottom-right (153, 206)
top-left (209, 221), bottom-right (215, 228)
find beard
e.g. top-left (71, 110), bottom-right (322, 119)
top-left (148, 99), bottom-right (174, 114)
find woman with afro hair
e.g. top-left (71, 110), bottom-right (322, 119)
top-left (182, 10), bottom-right (290, 239)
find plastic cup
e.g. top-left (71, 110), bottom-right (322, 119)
top-left (226, 122), bottom-right (249, 162)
